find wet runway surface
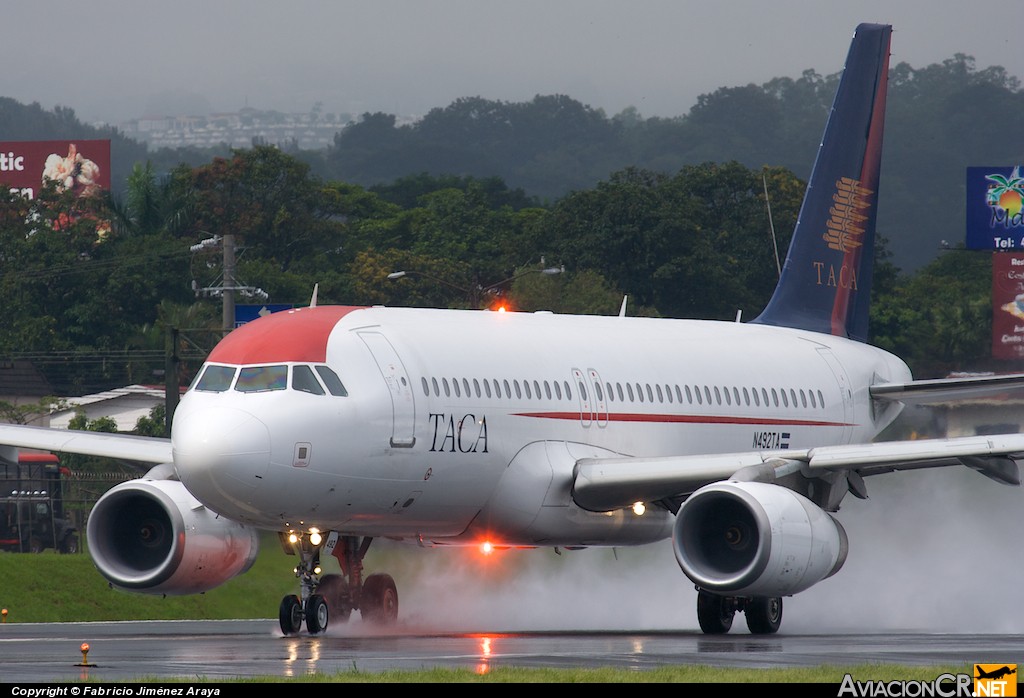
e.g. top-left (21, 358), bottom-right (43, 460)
top-left (1, 619), bottom-right (1022, 682)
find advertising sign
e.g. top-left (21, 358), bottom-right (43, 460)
top-left (967, 166), bottom-right (1024, 250)
top-left (0, 139), bottom-right (111, 200)
top-left (991, 252), bottom-right (1024, 359)
top-left (235, 304), bottom-right (294, 327)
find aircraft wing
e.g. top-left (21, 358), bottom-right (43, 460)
top-left (0, 423), bottom-right (172, 465)
top-left (870, 372), bottom-right (1024, 404)
top-left (572, 432), bottom-right (1024, 512)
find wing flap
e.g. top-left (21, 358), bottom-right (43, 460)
top-left (572, 451), bottom-right (805, 512)
top-left (0, 424), bottom-right (172, 465)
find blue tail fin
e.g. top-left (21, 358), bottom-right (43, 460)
top-left (751, 23), bottom-right (891, 342)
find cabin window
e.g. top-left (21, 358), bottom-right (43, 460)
top-left (544, 380), bottom-right (552, 400)
top-left (564, 381), bottom-right (573, 400)
top-left (534, 380), bottom-right (542, 399)
top-left (421, 377), bottom-right (430, 396)
top-left (685, 385), bottom-right (693, 404)
top-left (514, 380), bottom-right (523, 399)
top-left (473, 378), bottom-right (482, 398)
top-left (742, 387), bottom-right (750, 406)
top-left (818, 390), bottom-right (825, 407)
top-left (636, 383), bottom-right (645, 403)
top-left (595, 382), bottom-right (604, 402)
top-left (442, 378), bottom-right (451, 397)
top-left (809, 390), bottom-right (817, 408)
top-left (493, 379), bottom-right (502, 398)
top-left (463, 378), bottom-right (472, 397)
top-left (722, 386), bottom-right (730, 406)
top-left (235, 365), bottom-right (288, 393)
top-left (799, 389), bottom-right (808, 408)
top-left (315, 366), bottom-right (348, 396)
top-left (617, 383), bottom-right (625, 402)
top-left (752, 387), bottom-right (760, 407)
top-left (292, 365), bottom-right (325, 395)
top-left (432, 377), bottom-right (440, 396)
top-left (484, 380), bottom-right (492, 398)
top-left (771, 388), bottom-right (779, 407)
top-left (451, 378), bottom-right (460, 398)
top-left (656, 384), bottom-right (664, 403)
top-left (553, 381), bottom-right (562, 400)
top-left (195, 365), bottom-right (237, 392)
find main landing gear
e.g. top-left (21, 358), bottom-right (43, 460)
top-left (696, 589), bottom-right (782, 635)
top-left (278, 531), bottom-right (399, 635)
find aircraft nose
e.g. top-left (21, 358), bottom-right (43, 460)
top-left (171, 406), bottom-right (271, 511)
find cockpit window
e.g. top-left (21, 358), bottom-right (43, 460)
top-left (292, 365), bottom-right (325, 395)
top-left (195, 365), bottom-right (237, 392)
top-left (315, 366), bottom-right (348, 396)
top-left (235, 365), bottom-right (288, 392)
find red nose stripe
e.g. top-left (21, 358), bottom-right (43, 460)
top-left (207, 306), bottom-right (363, 364)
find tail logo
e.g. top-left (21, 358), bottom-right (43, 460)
top-left (824, 176), bottom-right (873, 253)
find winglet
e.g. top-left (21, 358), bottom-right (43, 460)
top-left (309, 283), bottom-right (319, 308)
top-left (751, 24), bottom-right (891, 342)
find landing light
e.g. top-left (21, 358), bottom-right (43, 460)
top-left (479, 541), bottom-right (494, 555)
top-left (288, 533), bottom-right (299, 545)
top-left (309, 530), bottom-right (322, 546)
top-left (313, 565), bottom-right (322, 575)
top-left (632, 502), bottom-right (646, 516)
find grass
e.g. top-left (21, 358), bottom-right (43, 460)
top-left (0, 540), bottom-right (976, 683)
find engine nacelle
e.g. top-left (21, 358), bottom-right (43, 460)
top-left (86, 476), bottom-right (260, 595)
top-left (673, 481), bottom-right (848, 597)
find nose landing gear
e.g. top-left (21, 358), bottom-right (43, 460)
top-left (277, 530), bottom-right (400, 635)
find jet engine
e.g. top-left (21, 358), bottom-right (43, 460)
top-left (673, 481), bottom-right (847, 597)
top-left (86, 476), bottom-right (260, 595)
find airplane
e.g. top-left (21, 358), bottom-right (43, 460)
top-left (975, 666), bottom-right (1017, 681)
top-left (0, 22), bottom-right (1022, 636)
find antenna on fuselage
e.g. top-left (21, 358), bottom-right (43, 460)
top-left (618, 295), bottom-right (628, 317)
top-left (309, 284), bottom-right (319, 308)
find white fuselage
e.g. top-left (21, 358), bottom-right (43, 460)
top-left (169, 306), bottom-right (911, 546)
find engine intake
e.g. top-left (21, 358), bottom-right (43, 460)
top-left (86, 477), bottom-right (260, 595)
top-left (673, 481), bottom-right (847, 597)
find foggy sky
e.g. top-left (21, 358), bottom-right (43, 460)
top-left (3, 1), bottom-right (1023, 126)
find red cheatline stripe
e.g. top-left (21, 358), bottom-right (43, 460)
top-left (511, 411), bottom-right (854, 427)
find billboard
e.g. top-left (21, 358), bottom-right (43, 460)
top-left (991, 252), bottom-right (1024, 359)
top-left (966, 166), bottom-right (1024, 250)
top-left (0, 139), bottom-right (111, 200)
top-left (235, 304), bottom-right (294, 327)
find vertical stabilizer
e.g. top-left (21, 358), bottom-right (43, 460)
top-left (751, 23), bottom-right (891, 342)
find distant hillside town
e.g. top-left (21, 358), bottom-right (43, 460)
top-left (117, 106), bottom-right (362, 150)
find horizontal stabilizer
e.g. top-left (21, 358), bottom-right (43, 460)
top-left (871, 372), bottom-right (1024, 404)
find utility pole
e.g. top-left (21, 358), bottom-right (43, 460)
top-left (222, 233), bottom-right (236, 334)
top-left (164, 326), bottom-right (179, 436)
